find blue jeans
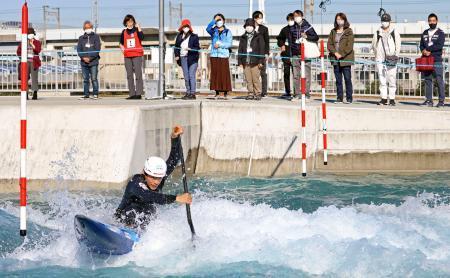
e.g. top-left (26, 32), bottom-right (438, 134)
top-left (423, 61), bottom-right (445, 102)
top-left (333, 65), bottom-right (353, 101)
top-left (181, 57), bottom-right (198, 94)
top-left (82, 64), bottom-right (99, 97)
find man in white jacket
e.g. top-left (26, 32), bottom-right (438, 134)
top-left (371, 13), bottom-right (401, 106)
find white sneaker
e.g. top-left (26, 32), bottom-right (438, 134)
top-left (79, 96), bottom-right (89, 100)
top-left (92, 95), bottom-right (99, 100)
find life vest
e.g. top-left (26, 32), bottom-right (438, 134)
top-left (123, 29), bottom-right (144, 58)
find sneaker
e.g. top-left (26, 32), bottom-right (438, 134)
top-left (335, 98), bottom-right (343, 104)
top-left (245, 95), bottom-right (254, 100)
top-left (378, 99), bottom-right (388, 105)
top-left (79, 95), bottom-right (89, 100)
top-left (92, 95), bottom-right (99, 100)
top-left (389, 99), bottom-right (396, 106)
top-left (436, 101), bottom-right (445, 108)
top-left (421, 100), bottom-right (433, 107)
top-left (255, 95), bottom-right (262, 101)
top-left (189, 94), bottom-right (196, 100)
top-left (280, 93), bottom-right (291, 99)
top-left (181, 94), bottom-right (190, 100)
top-left (345, 99), bottom-right (353, 104)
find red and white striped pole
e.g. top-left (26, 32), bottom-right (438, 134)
top-left (20, 2), bottom-right (28, 237)
top-left (300, 43), bottom-right (307, 177)
top-left (320, 40), bottom-right (328, 165)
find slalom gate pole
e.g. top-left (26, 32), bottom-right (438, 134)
top-left (300, 43), bottom-right (307, 177)
top-left (20, 1), bottom-right (28, 237)
top-left (320, 40), bottom-right (328, 165)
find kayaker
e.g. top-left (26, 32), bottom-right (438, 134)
top-left (115, 126), bottom-right (192, 228)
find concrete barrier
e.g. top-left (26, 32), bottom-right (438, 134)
top-left (1, 97), bottom-right (450, 192)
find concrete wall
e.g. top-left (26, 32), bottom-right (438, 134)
top-left (2, 99), bottom-right (450, 192)
top-left (0, 102), bottom-right (200, 192)
top-left (194, 102), bottom-right (450, 176)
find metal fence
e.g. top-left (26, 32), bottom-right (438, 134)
top-left (1, 46), bottom-right (450, 99)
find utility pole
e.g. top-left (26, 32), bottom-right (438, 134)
top-left (258, 0), bottom-right (265, 18)
top-left (92, 0), bottom-right (99, 32)
top-left (168, 1), bottom-right (182, 30)
top-left (42, 5), bottom-right (61, 47)
top-left (159, 0), bottom-right (165, 98)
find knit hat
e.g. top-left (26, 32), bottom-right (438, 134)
top-left (381, 13), bottom-right (391, 22)
top-left (243, 18), bottom-right (255, 28)
top-left (178, 19), bottom-right (193, 32)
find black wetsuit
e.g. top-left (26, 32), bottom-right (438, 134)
top-left (115, 138), bottom-right (181, 228)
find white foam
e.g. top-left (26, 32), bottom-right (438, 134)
top-left (3, 192), bottom-right (450, 276)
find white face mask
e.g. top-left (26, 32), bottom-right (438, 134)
top-left (256, 18), bottom-right (263, 25)
top-left (27, 34), bottom-right (35, 40)
top-left (245, 26), bottom-right (254, 33)
top-left (337, 20), bottom-right (345, 27)
top-left (294, 16), bottom-right (302, 24)
top-left (183, 27), bottom-right (190, 33)
top-left (85, 28), bottom-right (93, 34)
top-left (216, 20), bottom-right (224, 28)
top-left (288, 20), bottom-right (295, 26)
top-left (381, 22), bottom-right (390, 28)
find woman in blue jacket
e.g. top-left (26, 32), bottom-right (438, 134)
top-left (174, 19), bottom-right (200, 100)
top-left (206, 14), bottom-right (233, 99)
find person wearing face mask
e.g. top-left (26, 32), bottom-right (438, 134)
top-left (371, 13), bottom-right (401, 106)
top-left (206, 13), bottom-right (233, 99)
top-left (120, 14), bottom-right (145, 100)
top-left (420, 13), bottom-right (446, 107)
top-left (252, 11), bottom-right (269, 97)
top-left (277, 13), bottom-right (295, 99)
top-left (17, 28), bottom-right (41, 100)
top-left (238, 18), bottom-right (265, 100)
top-left (289, 9), bottom-right (319, 99)
top-left (174, 19), bottom-right (200, 100)
top-left (327, 13), bottom-right (354, 104)
top-left (77, 20), bottom-right (101, 100)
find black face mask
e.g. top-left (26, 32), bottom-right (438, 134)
top-left (429, 23), bottom-right (437, 29)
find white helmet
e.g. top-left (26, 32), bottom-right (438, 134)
top-left (144, 156), bottom-right (167, 178)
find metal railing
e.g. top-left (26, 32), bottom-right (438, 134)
top-left (1, 46), bottom-right (449, 99)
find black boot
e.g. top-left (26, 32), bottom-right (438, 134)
top-left (32, 91), bottom-right (37, 100)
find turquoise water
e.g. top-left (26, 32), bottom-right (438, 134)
top-left (2, 173), bottom-right (450, 277)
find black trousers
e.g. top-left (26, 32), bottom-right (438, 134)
top-left (260, 62), bottom-right (267, 95)
top-left (283, 60), bottom-right (292, 94)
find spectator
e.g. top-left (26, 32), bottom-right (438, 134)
top-left (420, 13), bottom-right (446, 107)
top-left (174, 19), bottom-right (200, 100)
top-left (253, 11), bottom-right (270, 97)
top-left (289, 10), bottom-right (319, 99)
top-left (238, 18), bottom-right (265, 100)
top-left (371, 13), bottom-right (401, 106)
top-left (328, 13), bottom-right (354, 104)
top-left (77, 21), bottom-right (101, 100)
top-left (277, 13), bottom-right (295, 99)
top-left (120, 14), bottom-right (144, 100)
top-left (17, 27), bottom-right (41, 100)
top-left (206, 14), bottom-right (233, 99)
